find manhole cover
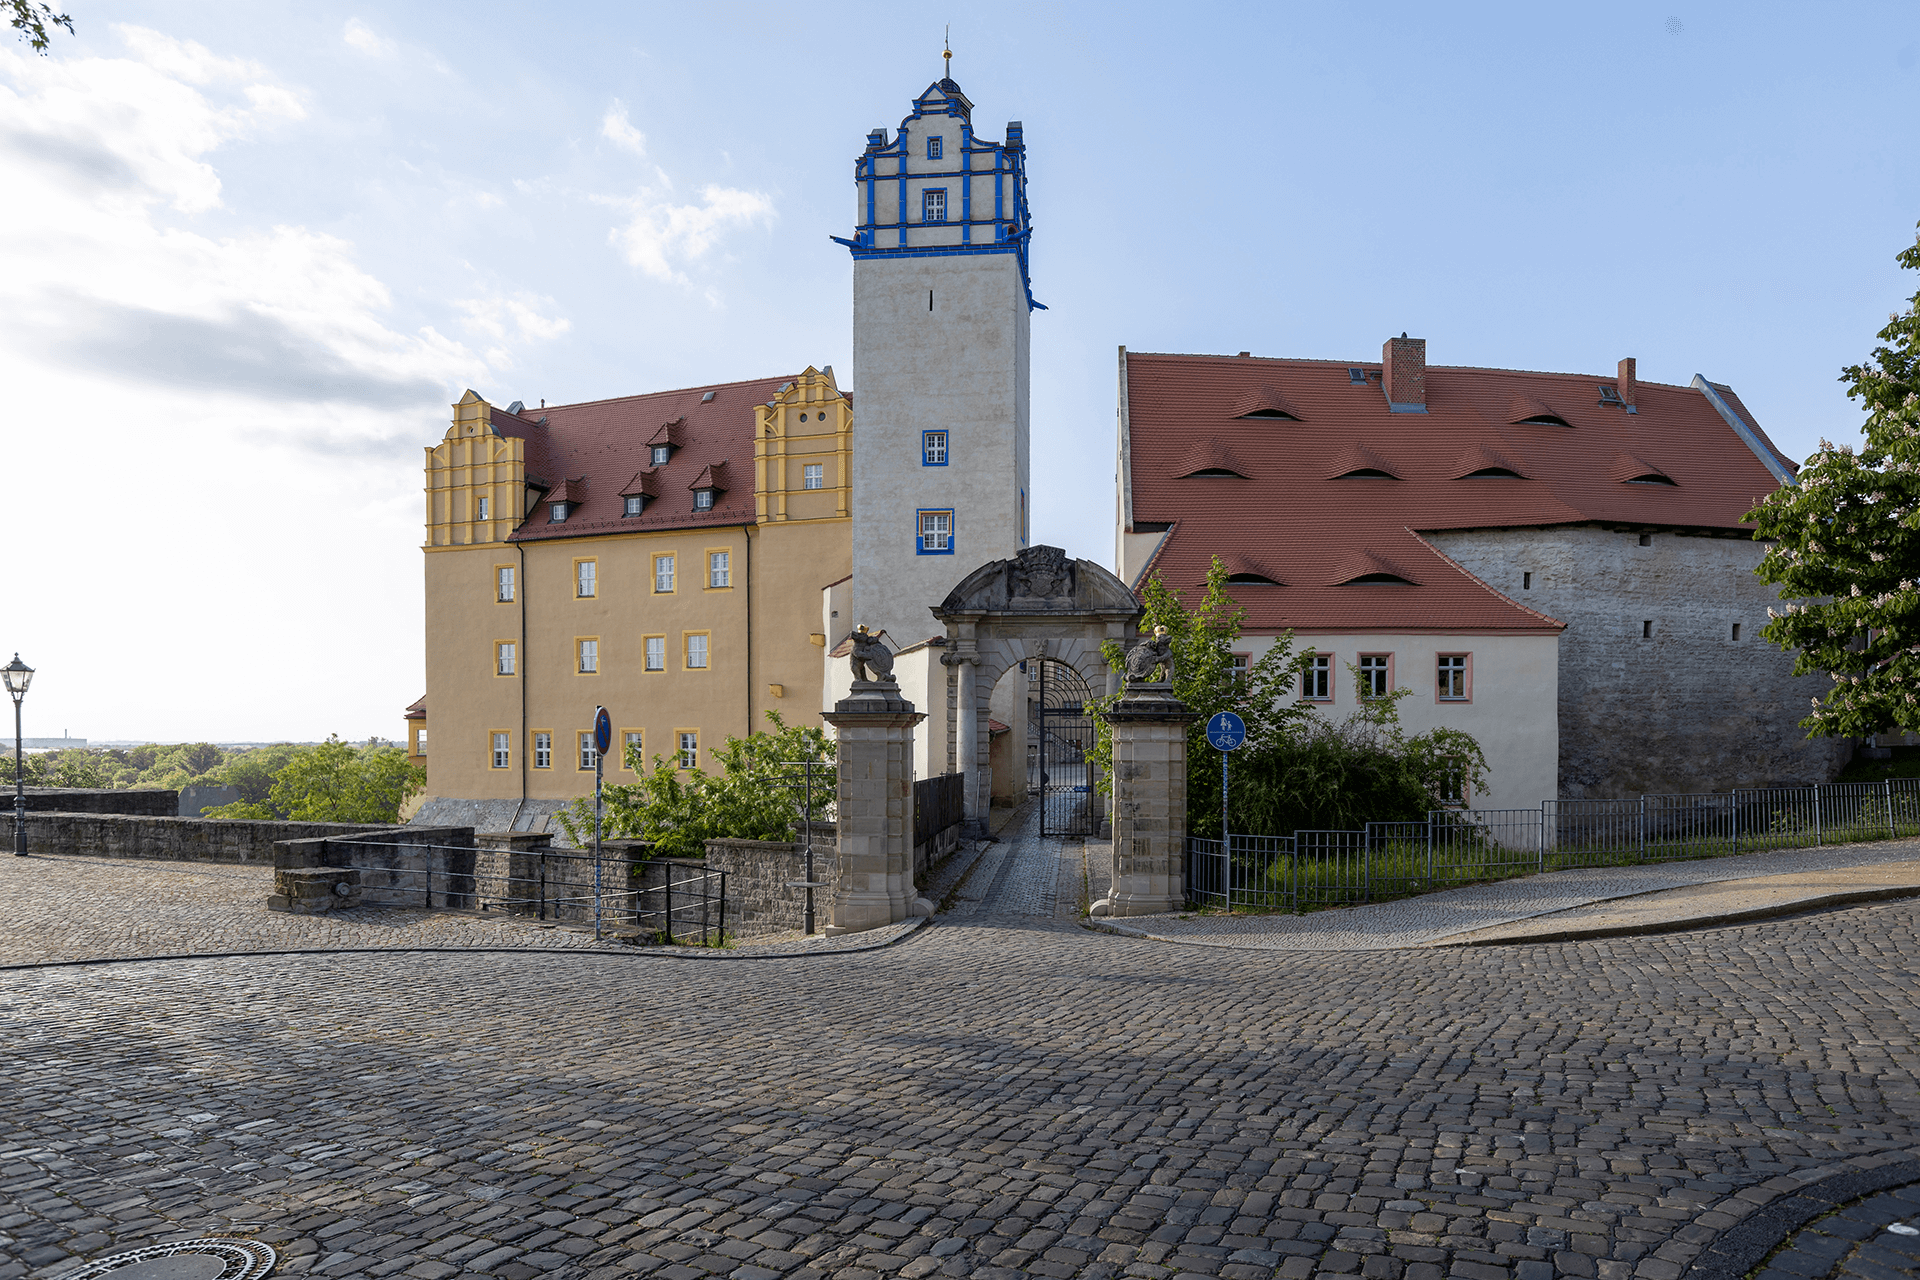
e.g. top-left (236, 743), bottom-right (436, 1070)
top-left (65, 1239), bottom-right (275, 1280)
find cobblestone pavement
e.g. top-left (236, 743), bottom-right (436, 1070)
top-left (1095, 840), bottom-right (1920, 951)
top-left (6, 809), bottom-right (1920, 1280)
top-left (1746, 1177), bottom-right (1920, 1280)
top-left (0, 856), bottom-right (920, 968)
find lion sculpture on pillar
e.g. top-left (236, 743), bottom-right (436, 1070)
top-left (849, 625), bottom-right (896, 684)
top-left (1123, 626), bottom-right (1175, 685)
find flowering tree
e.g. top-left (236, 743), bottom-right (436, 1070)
top-left (1752, 220), bottom-right (1920, 738)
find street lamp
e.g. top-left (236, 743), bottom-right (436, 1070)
top-left (4, 654), bottom-right (32, 858)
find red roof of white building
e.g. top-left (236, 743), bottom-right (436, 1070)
top-left (1121, 347), bottom-right (1794, 635)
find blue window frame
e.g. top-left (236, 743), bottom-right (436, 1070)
top-left (922, 188), bottom-right (947, 223)
top-left (927, 135), bottom-right (943, 161)
top-left (916, 509), bottom-right (954, 556)
top-left (922, 430), bottom-right (948, 466)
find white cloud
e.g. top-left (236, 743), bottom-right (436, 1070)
top-left (606, 184), bottom-right (776, 285)
top-left (601, 99), bottom-right (647, 156)
top-left (456, 293), bottom-right (573, 347)
top-left (343, 18), bottom-right (397, 59)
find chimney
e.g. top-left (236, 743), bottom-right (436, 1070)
top-left (1382, 333), bottom-right (1427, 413)
top-left (1617, 357), bottom-right (1638, 414)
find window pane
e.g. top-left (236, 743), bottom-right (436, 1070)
top-left (645, 636), bottom-right (665, 670)
top-left (679, 732), bottom-right (697, 768)
top-left (655, 556), bottom-right (674, 591)
top-left (688, 634), bottom-right (708, 668)
top-left (577, 561), bottom-right (595, 596)
top-left (497, 567), bottom-right (513, 601)
top-left (579, 639), bottom-right (598, 673)
top-left (709, 551), bottom-right (729, 587)
top-left (803, 463), bottom-right (824, 489)
top-left (580, 733), bottom-right (597, 770)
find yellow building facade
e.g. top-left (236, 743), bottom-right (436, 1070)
top-left (418, 368), bottom-right (851, 810)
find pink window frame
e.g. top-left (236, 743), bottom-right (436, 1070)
top-left (1357, 652), bottom-right (1394, 700)
top-left (1300, 651), bottom-right (1334, 703)
top-left (1435, 652), bottom-right (1473, 703)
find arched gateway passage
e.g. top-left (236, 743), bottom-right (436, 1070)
top-left (931, 546), bottom-right (1141, 837)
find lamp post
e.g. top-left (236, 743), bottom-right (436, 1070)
top-left (4, 655), bottom-right (33, 858)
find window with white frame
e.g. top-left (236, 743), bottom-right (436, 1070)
top-left (578, 732), bottom-right (598, 770)
top-left (496, 642), bottom-right (516, 676)
top-left (575, 559), bottom-right (596, 598)
top-left (644, 635), bottom-right (666, 671)
top-left (922, 188), bottom-right (946, 222)
top-left (476, 495), bottom-right (489, 521)
top-left (694, 488), bottom-right (714, 510)
top-left (803, 463), bottom-right (824, 490)
top-left (917, 509), bottom-right (953, 554)
top-left (927, 135), bottom-right (943, 160)
top-left (533, 731), bottom-right (552, 769)
top-left (496, 565), bottom-right (515, 602)
top-left (686, 632), bottom-right (709, 669)
top-left (1232, 653), bottom-right (1249, 689)
top-left (578, 638), bottom-right (598, 674)
top-left (709, 551), bottom-right (730, 588)
top-left (622, 730), bottom-right (643, 768)
top-left (415, 728), bottom-right (427, 755)
top-left (549, 501), bottom-right (568, 523)
top-left (654, 554), bottom-right (675, 592)
top-left (1358, 654), bottom-right (1390, 699)
top-left (1437, 654), bottom-right (1469, 701)
top-left (624, 495), bottom-right (644, 517)
top-left (922, 430), bottom-right (948, 466)
top-left (490, 732), bottom-right (510, 769)
top-left (1301, 653), bottom-right (1331, 700)
top-left (678, 731), bottom-right (699, 769)
top-left (651, 444), bottom-right (670, 466)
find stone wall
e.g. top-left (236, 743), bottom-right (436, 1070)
top-left (19, 787), bottom-right (177, 816)
top-left (271, 827), bottom-right (474, 913)
top-left (1426, 524), bottom-right (1853, 797)
top-left (27, 812), bottom-right (392, 864)
top-left (703, 834), bottom-right (840, 939)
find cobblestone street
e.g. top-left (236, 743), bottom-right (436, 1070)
top-left (3, 820), bottom-right (1919, 1280)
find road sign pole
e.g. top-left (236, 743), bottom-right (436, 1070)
top-left (592, 706), bottom-right (612, 942)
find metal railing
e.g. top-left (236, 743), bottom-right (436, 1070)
top-left (1187, 776), bottom-right (1920, 912)
top-left (914, 773), bottom-right (965, 849)
top-left (336, 841), bottom-right (728, 944)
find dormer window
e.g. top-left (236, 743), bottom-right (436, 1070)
top-left (1334, 468), bottom-right (1398, 479)
top-left (549, 501), bottom-right (569, 523)
top-left (1598, 385), bottom-right (1625, 406)
top-left (1462, 467), bottom-right (1524, 479)
top-left (1517, 413), bottom-right (1572, 427)
top-left (1348, 368), bottom-right (1369, 384)
top-left (624, 495), bottom-right (645, 516)
top-left (1181, 467), bottom-right (1248, 479)
top-left (927, 135), bottom-right (943, 160)
top-left (1225, 573), bottom-right (1282, 585)
top-left (1625, 473), bottom-right (1678, 486)
top-left (651, 444), bottom-right (671, 466)
top-left (693, 489), bottom-right (714, 511)
top-left (1236, 407), bottom-right (1300, 421)
top-left (1344, 573), bottom-right (1414, 585)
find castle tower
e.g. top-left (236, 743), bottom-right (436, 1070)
top-left (837, 71), bottom-right (1037, 651)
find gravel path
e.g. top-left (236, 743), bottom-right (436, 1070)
top-left (1092, 837), bottom-right (1920, 951)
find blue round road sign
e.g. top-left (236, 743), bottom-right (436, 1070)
top-left (1207, 711), bottom-right (1247, 751)
top-left (594, 706), bottom-right (612, 755)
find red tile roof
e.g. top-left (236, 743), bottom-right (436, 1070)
top-left (1124, 351), bottom-right (1794, 635)
top-left (498, 375), bottom-right (800, 543)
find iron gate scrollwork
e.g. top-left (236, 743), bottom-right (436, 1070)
top-left (1035, 658), bottom-right (1098, 837)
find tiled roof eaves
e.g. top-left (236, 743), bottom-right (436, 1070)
top-left (1406, 528), bottom-right (1565, 631)
top-left (1125, 350), bottom-right (1704, 394)
top-left (508, 511), bottom-right (755, 543)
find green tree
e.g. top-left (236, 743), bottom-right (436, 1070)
top-left (554, 711), bottom-right (835, 858)
top-left (1752, 219), bottom-right (1920, 739)
top-left (8, 1), bottom-right (72, 53)
top-left (207, 743), bottom-right (303, 805)
top-left (248, 736), bottom-right (424, 823)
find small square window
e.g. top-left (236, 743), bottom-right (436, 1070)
top-left (678, 731), bottom-right (699, 769)
top-left (923, 188), bottom-right (946, 223)
top-left (476, 495), bottom-right (489, 521)
top-left (654, 555), bottom-right (675, 592)
top-left (1638, 533), bottom-right (1652, 546)
top-left (490, 732), bottom-right (510, 770)
top-left (927, 135), bottom-right (943, 160)
top-left (1732, 622), bottom-right (1742, 641)
top-left (1358, 654), bottom-right (1391, 699)
top-left (549, 501), bottom-right (568, 523)
top-left (533, 731), bottom-right (552, 770)
top-left (644, 635), bottom-right (666, 671)
top-left (624, 495), bottom-right (644, 517)
top-left (686, 632), bottom-right (709, 669)
top-left (496, 642), bottom-right (516, 676)
top-left (694, 488), bottom-right (714, 510)
top-left (496, 565), bottom-right (515, 602)
top-left (652, 444), bottom-right (671, 466)
top-left (922, 431), bottom-right (948, 466)
top-left (709, 551), bottom-right (730, 588)
top-left (917, 509), bottom-right (954, 554)
top-left (1437, 654), bottom-right (1469, 701)
top-left (803, 463), bottom-right (824, 489)
top-left (1301, 653), bottom-right (1331, 701)
top-left (579, 732), bottom-right (598, 771)
top-left (1642, 620), bottom-right (1654, 639)
top-left (578, 638), bottom-right (599, 673)
top-left (575, 560), bottom-right (596, 598)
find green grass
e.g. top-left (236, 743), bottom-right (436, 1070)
top-left (1836, 744), bottom-right (1920, 784)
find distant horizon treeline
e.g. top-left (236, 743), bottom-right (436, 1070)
top-left (12, 739), bottom-right (422, 823)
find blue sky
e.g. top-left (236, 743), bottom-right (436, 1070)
top-left (3, 1), bottom-right (1917, 742)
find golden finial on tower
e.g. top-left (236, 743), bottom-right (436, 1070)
top-left (943, 25), bottom-right (952, 78)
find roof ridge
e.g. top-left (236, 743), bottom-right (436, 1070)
top-left (520, 373), bottom-right (801, 415)
top-left (1126, 349), bottom-right (1703, 393)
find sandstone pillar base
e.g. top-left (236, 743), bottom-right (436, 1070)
top-left (1092, 683), bottom-right (1197, 918)
top-left (823, 681), bottom-right (927, 935)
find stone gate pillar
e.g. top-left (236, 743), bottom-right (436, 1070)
top-left (823, 678), bottom-right (935, 935)
top-left (1091, 684), bottom-right (1197, 917)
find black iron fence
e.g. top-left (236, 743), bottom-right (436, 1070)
top-left (1187, 776), bottom-right (1920, 912)
top-left (914, 773), bottom-right (965, 848)
top-left (335, 841), bottom-right (728, 944)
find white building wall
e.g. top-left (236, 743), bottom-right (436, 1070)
top-left (1237, 631), bottom-right (1561, 813)
top-left (850, 251), bottom-right (1030, 650)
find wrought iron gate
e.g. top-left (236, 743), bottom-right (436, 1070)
top-left (1035, 658), bottom-right (1098, 837)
